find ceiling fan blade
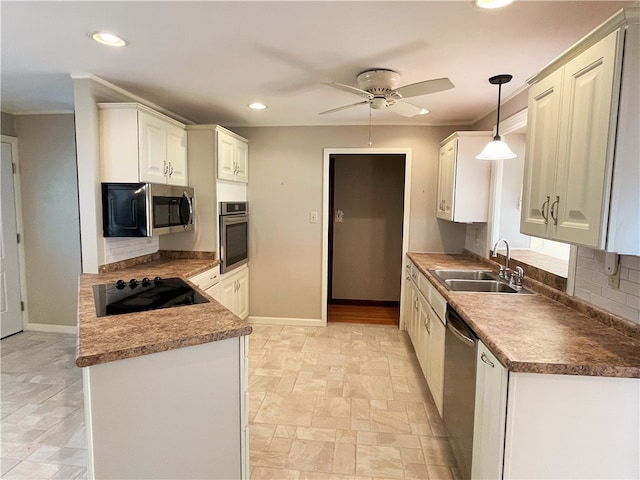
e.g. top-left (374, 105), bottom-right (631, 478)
top-left (323, 82), bottom-right (373, 99)
top-left (319, 100), bottom-right (370, 115)
top-left (387, 101), bottom-right (426, 117)
top-left (393, 78), bottom-right (454, 99)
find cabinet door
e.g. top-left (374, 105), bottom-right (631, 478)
top-left (166, 125), bottom-right (187, 186)
top-left (234, 140), bottom-right (249, 183)
top-left (426, 308), bottom-right (445, 417)
top-left (138, 111), bottom-right (169, 184)
top-left (553, 31), bottom-right (619, 247)
top-left (220, 277), bottom-right (236, 312)
top-left (217, 132), bottom-right (236, 181)
top-left (205, 283), bottom-right (221, 303)
top-left (235, 268), bottom-right (249, 320)
top-left (416, 294), bottom-right (430, 379)
top-left (436, 140), bottom-right (455, 221)
top-left (521, 69), bottom-right (563, 239)
top-left (400, 267), bottom-right (413, 332)
top-left (472, 342), bottom-right (508, 480)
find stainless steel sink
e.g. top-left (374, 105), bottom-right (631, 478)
top-left (444, 279), bottom-right (518, 293)
top-left (430, 269), bottom-right (498, 281)
top-left (428, 269), bottom-right (535, 294)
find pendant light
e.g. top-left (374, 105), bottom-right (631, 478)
top-left (477, 74), bottom-right (517, 160)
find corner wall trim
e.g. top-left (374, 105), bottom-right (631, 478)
top-left (26, 323), bottom-right (77, 335)
top-left (247, 316), bottom-right (324, 327)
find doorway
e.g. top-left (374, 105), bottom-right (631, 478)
top-left (322, 148), bottom-right (411, 326)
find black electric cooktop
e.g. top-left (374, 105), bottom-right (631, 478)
top-left (93, 277), bottom-right (209, 318)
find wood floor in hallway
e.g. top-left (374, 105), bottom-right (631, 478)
top-left (328, 304), bottom-right (400, 326)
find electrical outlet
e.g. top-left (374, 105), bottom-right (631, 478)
top-left (607, 269), bottom-right (620, 288)
top-left (309, 211), bottom-right (318, 224)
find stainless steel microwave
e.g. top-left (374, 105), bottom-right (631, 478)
top-left (102, 183), bottom-right (194, 237)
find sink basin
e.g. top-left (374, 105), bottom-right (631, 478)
top-left (428, 269), bottom-right (536, 294)
top-left (430, 269), bottom-right (498, 281)
top-left (444, 279), bottom-right (520, 293)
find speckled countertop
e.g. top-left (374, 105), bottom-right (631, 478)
top-left (408, 252), bottom-right (640, 378)
top-left (76, 259), bottom-right (252, 368)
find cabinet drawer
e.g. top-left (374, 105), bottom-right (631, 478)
top-left (189, 265), bottom-right (220, 291)
top-left (417, 270), bottom-right (432, 301)
top-left (406, 261), bottom-right (417, 283)
top-left (429, 284), bottom-right (447, 324)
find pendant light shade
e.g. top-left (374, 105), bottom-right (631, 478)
top-left (477, 74), bottom-right (517, 161)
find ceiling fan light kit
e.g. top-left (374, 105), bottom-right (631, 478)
top-left (476, 73), bottom-right (517, 161)
top-left (319, 68), bottom-right (454, 118)
top-left (475, 0), bottom-right (514, 9)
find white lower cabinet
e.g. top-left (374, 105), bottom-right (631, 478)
top-left (425, 304), bottom-right (445, 416)
top-left (472, 341), bottom-right (508, 480)
top-left (472, 347), bottom-right (640, 479)
top-left (401, 258), bottom-right (446, 416)
top-left (83, 337), bottom-right (248, 479)
top-left (219, 266), bottom-right (249, 320)
top-left (190, 265), bottom-right (248, 319)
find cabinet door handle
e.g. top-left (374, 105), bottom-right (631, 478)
top-left (169, 162), bottom-right (174, 176)
top-left (481, 352), bottom-right (495, 368)
top-left (541, 195), bottom-right (550, 224)
top-left (550, 195), bottom-right (559, 226)
top-left (163, 161), bottom-right (169, 175)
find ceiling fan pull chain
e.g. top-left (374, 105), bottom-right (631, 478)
top-left (368, 106), bottom-right (373, 146)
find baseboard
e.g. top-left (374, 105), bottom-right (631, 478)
top-left (329, 299), bottom-right (400, 307)
top-left (247, 316), bottom-right (325, 327)
top-left (26, 323), bottom-right (77, 335)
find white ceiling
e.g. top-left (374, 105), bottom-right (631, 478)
top-left (2, 1), bottom-right (637, 127)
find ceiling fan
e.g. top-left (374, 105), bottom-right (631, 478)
top-left (319, 69), bottom-right (454, 117)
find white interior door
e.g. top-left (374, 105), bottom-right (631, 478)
top-left (1, 140), bottom-right (23, 338)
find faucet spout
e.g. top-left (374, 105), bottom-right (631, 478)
top-left (492, 238), bottom-right (511, 278)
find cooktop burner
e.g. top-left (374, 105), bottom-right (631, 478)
top-left (93, 276), bottom-right (209, 318)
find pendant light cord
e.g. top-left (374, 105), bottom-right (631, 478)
top-left (495, 83), bottom-right (502, 140)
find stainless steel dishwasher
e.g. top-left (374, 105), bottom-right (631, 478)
top-left (443, 304), bottom-right (478, 480)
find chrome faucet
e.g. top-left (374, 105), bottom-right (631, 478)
top-left (492, 238), bottom-right (511, 279)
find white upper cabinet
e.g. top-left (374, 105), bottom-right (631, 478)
top-left (217, 128), bottom-right (248, 183)
top-left (436, 132), bottom-right (492, 223)
top-left (99, 103), bottom-right (187, 186)
top-left (521, 9), bottom-right (639, 254)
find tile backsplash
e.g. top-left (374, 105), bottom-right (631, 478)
top-left (574, 247), bottom-right (640, 325)
top-left (104, 237), bottom-right (159, 264)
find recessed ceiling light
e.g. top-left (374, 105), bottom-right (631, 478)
top-left (418, 108), bottom-right (430, 115)
top-left (248, 102), bottom-right (267, 110)
top-left (475, 0), bottom-right (514, 9)
top-left (89, 31), bottom-right (127, 47)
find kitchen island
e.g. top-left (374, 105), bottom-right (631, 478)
top-left (405, 252), bottom-right (640, 479)
top-left (76, 258), bottom-right (252, 480)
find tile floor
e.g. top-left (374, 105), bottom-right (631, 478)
top-left (1, 331), bottom-right (86, 479)
top-left (1, 324), bottom-right (459, 480)
top-left (248, 323), bottom-right (460, 479)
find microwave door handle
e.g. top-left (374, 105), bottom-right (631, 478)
top-left (182, 191), bottom-right (194, 228)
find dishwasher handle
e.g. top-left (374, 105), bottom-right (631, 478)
top-left (446, 307), bottom-right (476, 347)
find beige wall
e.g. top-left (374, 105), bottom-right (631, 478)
top-left (1, 112), bottom-right (17, 136)
top-left (15, 114), bottom-right (81, 327)
top-left (234, 125), bottom-right (468, 320)
top-left (332, 154), bottom-right (405, 302)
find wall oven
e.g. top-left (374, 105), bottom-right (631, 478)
top-left (102, 182), bottom-right (194, 237)
top-left (219, 201), bottom-right (248, 274)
